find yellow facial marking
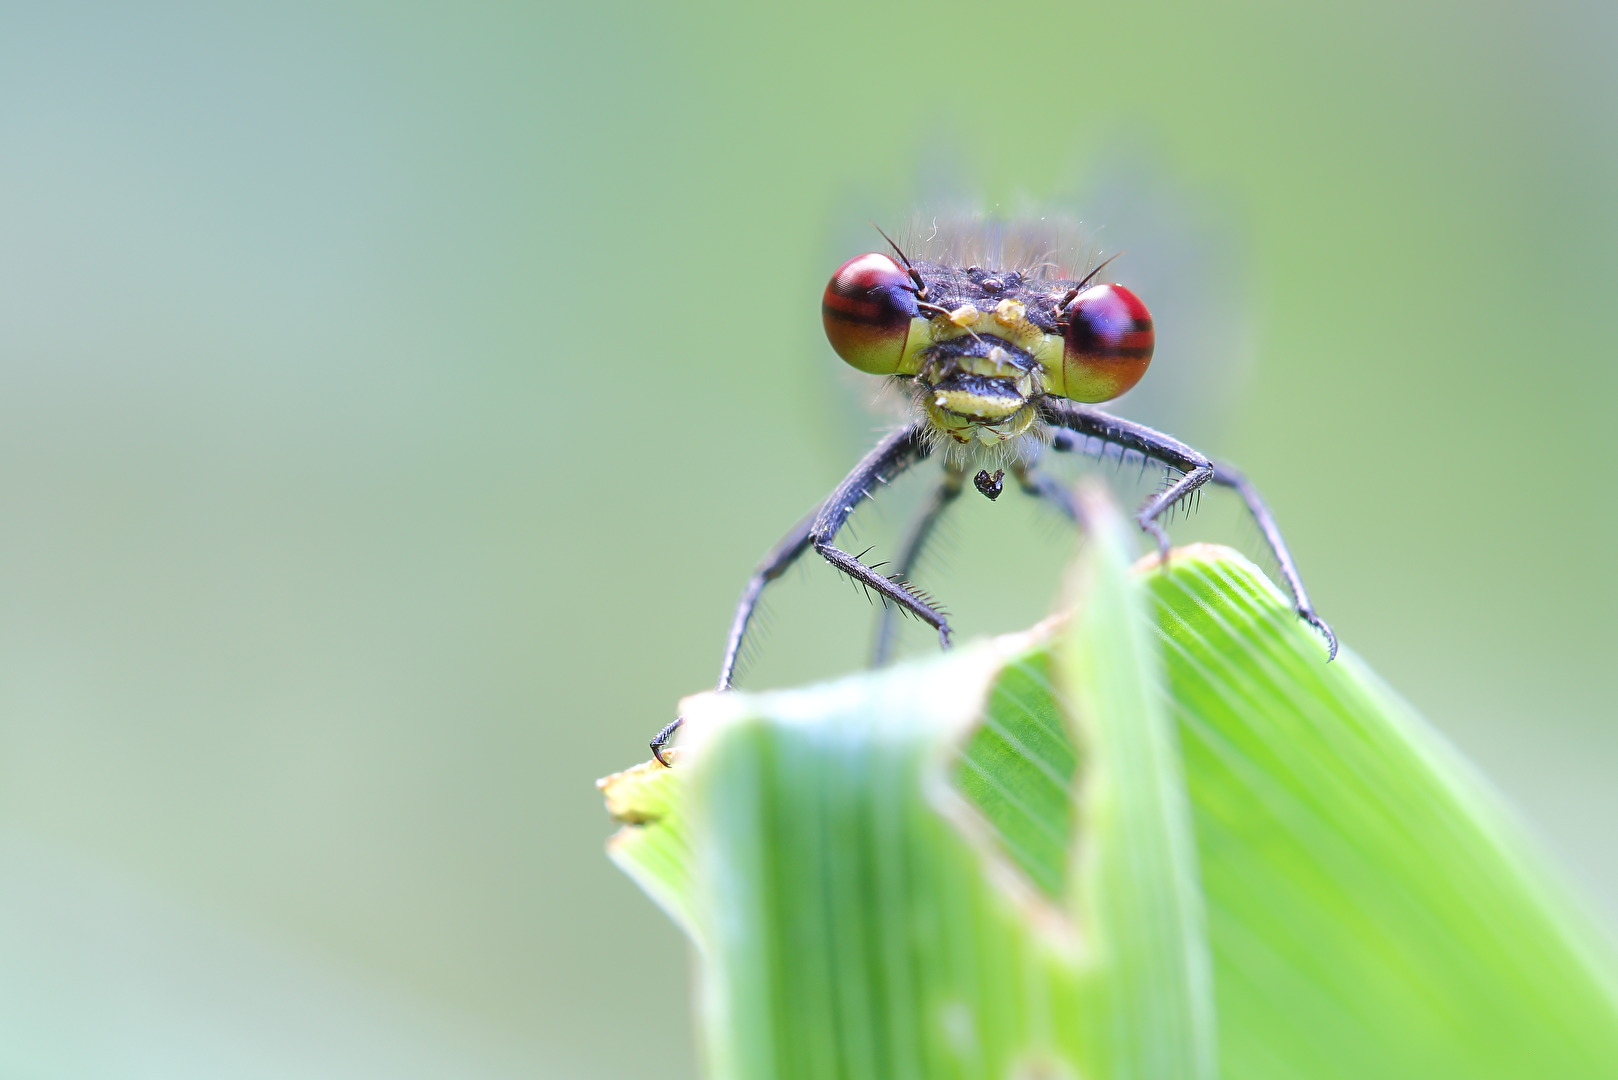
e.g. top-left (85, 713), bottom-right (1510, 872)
top-left (992, 299), bottom-right (1027, 327)
top-left (922, 396), bottom-right (1039, 445)
top-left (927, 300), bottom-right (1053, 365)
top-left (932, 386), bottom-right (1022, 421)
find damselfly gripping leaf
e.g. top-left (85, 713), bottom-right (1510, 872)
top-left (650, 219), bottom-right (1334, 765)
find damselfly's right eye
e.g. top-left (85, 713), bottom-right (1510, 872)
top-left (822, 253), bottom-right (920, 375)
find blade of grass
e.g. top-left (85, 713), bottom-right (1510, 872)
top-left (602, 505), bottom-right (1618, 1080)
top-left (1148, 546), bottom-right (1618, 1079)
top-left (603, 486), bottom-right (1212, 1080)
top-left (599, 757), bottom-right (697, 940)
top-left (1060, 487), bottom-right (1213, 1080)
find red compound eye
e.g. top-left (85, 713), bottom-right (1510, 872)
top-left (821, 253), bottom-right (920, 375)
top-left (1060, 284), bottom-right (1154, 402)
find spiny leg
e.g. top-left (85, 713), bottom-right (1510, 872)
top-left (648, 507), bottom-right (821, 763)
top-left (1038, 398), bottom-right (1214, 560)
top-left (715, 509), bottom-right (818, 694)
top-left (815, 543), bottom-right (951, 643)
top-left (871, 454), bottom-right (1085, 667)
top-left (651, 421), bottom-right (935, 764)
top-left (870, 465), bottom-right (966, 667)
top-left (1038, 397), bottom-right (1335, 659)
top-left (1209, 460), bottom-right (1337, 659)
top-left (808, 422), bottom-right (950, 646)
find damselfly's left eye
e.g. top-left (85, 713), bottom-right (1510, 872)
top-left (822, 253), bottom-right (920, 375)
top-left (1060, 284), bottom-right (1154, 402)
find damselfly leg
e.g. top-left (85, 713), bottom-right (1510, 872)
top-left (651, 422), bottom-right (939, 765)
top-left (1042, 400), bottom-right (1336, 659)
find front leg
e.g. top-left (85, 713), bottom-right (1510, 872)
top-left (1039, 397), bottom-right (1335, 660)
top-left (1208, 461), bottom-right (1337, 659)
top-left (809, 423), bottom-right (951, 648)
top-left (651, 420), bottom-right (936, 764)
top-left (1038, 399), bottom-right (1214, 560)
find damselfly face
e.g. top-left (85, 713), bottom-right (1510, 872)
top-left (822, 249), bottom-right (1155, 448)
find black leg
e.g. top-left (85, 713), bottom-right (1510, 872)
top-left (1012, 460), bottom-right (1079, 524)
top-left (1039, 398), bottom-right (1335, 660)
top-left (1208, 461), bottom-right (1337, 659)
top-left (652, 421), bottom-right (936, 764)
top-left (871, 465), bottom-right (966, 667)
top-left (808, 422), bottom-right (947, 643)
top-left (715, 509), bottom-right (818, 694)
top-left (1037, 399), bottom-right (1214, 560)
top-left (650, 508), bottom-right (816, 762)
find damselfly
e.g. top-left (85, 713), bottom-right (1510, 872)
top-left (651, 220), bottom-right (1334, 764)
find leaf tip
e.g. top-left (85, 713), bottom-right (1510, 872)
top-left (598, 757), bottom-right (676, 826)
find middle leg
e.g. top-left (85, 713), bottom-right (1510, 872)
top-left (1012, 460), bottom-right (1080, 524)
top-left (807, 424), bottom-right (952, 648)
top-left (870, 464), bottom-right (967, 667)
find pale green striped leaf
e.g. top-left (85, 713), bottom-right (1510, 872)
top-left (602, 509), bottom-right (1618, 1080)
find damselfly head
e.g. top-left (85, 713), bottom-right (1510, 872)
top-left (820, 220), bottom-right (1156, 445)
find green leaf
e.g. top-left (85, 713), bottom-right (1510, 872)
top-left (598, 756), bottom-right (696, 939)
top-left (1059, 490), bottom-right (1213, 1080)
top-left (1148, 546), bottom-right (1618, 1078)
top-left (679, 646), bottom-right (1080, 1080)
top-left (602, 497), bottom-right (1618, 1080)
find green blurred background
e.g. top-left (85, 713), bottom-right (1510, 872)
top-left (2, 1), bottom-right (1614, 1076)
